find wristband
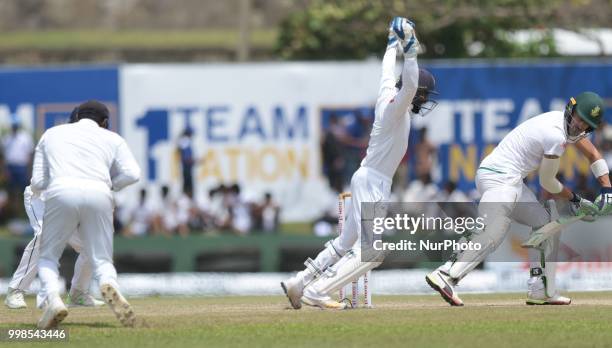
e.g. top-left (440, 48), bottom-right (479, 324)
top-left (591, 159), bottom-right (610, 178)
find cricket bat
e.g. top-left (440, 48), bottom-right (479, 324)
top-left (521, 214), bottom-right (584, 248)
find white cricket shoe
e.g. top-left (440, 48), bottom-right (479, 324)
top-left (388, 16), bottom-right (419, 56)
top-left (526, 278), bottom-right (571, 305)
top-left (37, 294), bottom-right (68, 329)
top-left (526, 293), bottom-right (571, 305)
top-left (301, 296), bottom-right (347, 310)
top-left (68, 289), bottom-right (105, 307)
top-left (425, 269), bottom-right (464, 306)
top-left (301, 287), bottom-right (347, 310)
top-left (100, 283), bottom-right (136, 327)
top-left (280, 276), bottom-right (304, 310)
top-left (5, 287), bottom-right (27, 309)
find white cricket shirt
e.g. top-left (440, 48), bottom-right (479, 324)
top-left (479, 111), bottom-right (567, 179)
top-left (31, 118), bottom-right (140, 193)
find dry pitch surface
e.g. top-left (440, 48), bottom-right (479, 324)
top-left (2, 292), bottom-right (612, 347)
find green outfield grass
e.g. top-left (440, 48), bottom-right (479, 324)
top-left (0, 30), bottom-right (277, 50)
top-left (2, 292), bottom-right (612, 347)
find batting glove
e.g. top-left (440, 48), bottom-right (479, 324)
top-left (594, 187), bottom-right (612, 216)
top-left (569, 192), bottom-right (598, 222)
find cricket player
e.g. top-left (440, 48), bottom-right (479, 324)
top-left (4, 187), bottom-right (105, 309)
top-left (5, 108), bottom-right (103, 310)
top-left (282, 17), bottom-right (437, 309)
top-left (31, 100), bottom-right (141, 329)
top-left (426, 91), bottom-right (611, 306)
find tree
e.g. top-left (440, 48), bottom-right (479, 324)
top-left (275, 0), bottom-right (590, 60)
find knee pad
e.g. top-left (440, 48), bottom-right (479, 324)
top-left (474, 215), bottom-right (512, 250)
top-left (312, 248), bottom-right (381, 296)
top-left (448, 216), bottom-right (512, 280)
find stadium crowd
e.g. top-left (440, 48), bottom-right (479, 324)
top-left (117, 184), bottom-right (281, 237)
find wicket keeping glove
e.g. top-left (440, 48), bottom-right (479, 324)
top-left (388, 17), bottom-right (419, 57)
top-left (569, 192), bottom-right (598, 222)
top-left (594, 187), bottom-right (612, 216)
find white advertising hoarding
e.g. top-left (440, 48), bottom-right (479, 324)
top-left (119, 62), bottom-right (382, 221)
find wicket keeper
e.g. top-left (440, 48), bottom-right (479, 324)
top-left (282, 16), bottom-right (437, 309)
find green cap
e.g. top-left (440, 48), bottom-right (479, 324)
top-left (571, 91), bottom-right (604, 128)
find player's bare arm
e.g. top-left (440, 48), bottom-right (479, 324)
top-left (575, 137), bottom-right (612, 188)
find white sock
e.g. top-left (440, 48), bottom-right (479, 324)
top-left (96, 262), bottom-right (119, 289)
top-left (71, 254), bottom-right (93, 294)
top-left (38, 258), bottom-right (60, 303)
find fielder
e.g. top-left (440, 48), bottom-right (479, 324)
top-left (4, 187), bottom-right (104, 309)
top-left (282, 17), bottom-right (437, 309)
top-left (5, 108), bottom-right (103, 310)
top-left (426, 91), bottom-right (611, 306)
top-left (31, 100), bottom-right (141, 329)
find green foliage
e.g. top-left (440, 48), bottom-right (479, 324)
top-left (276, 0), bottom-right (388, 60)
top-left (276, 0), bottom-right (562, 59)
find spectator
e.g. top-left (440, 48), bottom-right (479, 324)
top-left (439, 181), bottom-right (470, 203)
top-left (343, 110), bottom-right (371, 184)
top-left (312, 195), bottom-right (341, 237)
top-left (174, 188), bottom-right (194, 237)
top-left (228, 184), bottom-right (252, 235)
top-left (184, 189), bottom-right (210, 232)
top-left (414, 127), bottom-right (436, 178)
top-left (437, 181), bottom-right (476, 221)
top-left (403, 173), bottom-right (439, 215)
top-left (312, 215), bottom-right (337, 237)
top-left (0, 189), bottom-right (8, 223)
top-left (150, 185), bottom-right (179, 236)
top-left (177, 126), bottom-right (195, 194)
top-left (123, 188), bottom-right (154, 237)
top-left (253, 192), bottom-right (280, 233)
top-left (321, 114), bottom-right (345, 193)
top-left (208, 185), bottom-right (231, 230)
top-left (2, 116), bottom-right (33, 217)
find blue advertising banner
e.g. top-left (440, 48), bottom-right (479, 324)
top-left (417, 61), bottom-right (612, 193)
top-left (0, 66), bottom-right (119, 133)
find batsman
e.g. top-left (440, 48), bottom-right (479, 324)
top-left (427, 91), bottom-right (611, 306)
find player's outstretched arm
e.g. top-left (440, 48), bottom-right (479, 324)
top-left (379, 17), bottom-right (419, 116)
top-left (378, 18), bottom-right (401, 98)
top-left (575, 138), bottom-right (612, 214)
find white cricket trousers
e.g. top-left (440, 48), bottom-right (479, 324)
top-left (476, 169), bottom-right (552, 274)
top-left (447, 169), bottom-right (551, 280)
top-left (9, 189), bottom-right (92, 295)
top-left (476, 169), bottom-right (550, 228)
top-left (38, 182), bottom-right (118, 299)
top-left (332, 166), bottom-right (392, 255)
